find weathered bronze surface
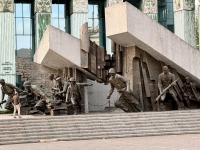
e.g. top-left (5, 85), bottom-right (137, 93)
top-left (182, 77), bottom-right (200, 108)
top-left (0, 78), bottom-right (23, 110)
top-left (107, 68), bottom-right (142, 112)
top-left (157, 66), bottom-right (182, 110)
top-left (66, 77), bottom-right (92, 115)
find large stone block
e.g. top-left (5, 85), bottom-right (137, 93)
top-left (105, 2), bottom-right (200, 84)
top-left (34, 25), bottom-right (102, 81)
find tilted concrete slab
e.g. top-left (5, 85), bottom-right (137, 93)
top-left (34, 25), bottom-right (102, 82)
top-left (105, 2), bottom-right (200, 84)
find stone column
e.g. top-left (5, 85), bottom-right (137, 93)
top-left (0, 0), bottom-right (15, 110)
top-left (106, 0), bottom-right (123, 54)
top-left (173, 0), bottom-right (195, 48)
top-left (140, 0), bottom-right (158, 21)
top-left (70, 0), bottom-right (88, 38)
top-left (34, 0), bottom-right (52, 51)
top-left (198, 0), bottom-right (200, 50)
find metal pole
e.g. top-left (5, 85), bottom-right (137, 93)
top-left (109, 100), bottom-right (110, 113)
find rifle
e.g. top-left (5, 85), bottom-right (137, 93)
top-left (155, 78), bottom-right (179, 102)
top-left (0, 100), bottom-right (6, 109)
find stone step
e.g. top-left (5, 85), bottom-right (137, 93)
top-left (1, 117), bottom-right (200, 131)
top-left (2, 110), bottom-right (200, 122)
top-left (1, 114), bottom-right (200, 126)
top-left (2, 121), bottom-right (199, 135)
top-left (1, 126), bottom-right (200, 143)
top-left (1, 118), bottom-right (200, 133)
top-left (1, 129), bottom-right (199, 145)
top-left (0, 139), bottom-right (40, 145)
top-left (1, 110), bottom-right (200, 145)
top-left (1, 123), bottom-right (200, 138)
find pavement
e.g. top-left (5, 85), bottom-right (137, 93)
top-left (1, 113), bottom-right (200, 150)
top-left (0, 134), bottom-right (200, 150)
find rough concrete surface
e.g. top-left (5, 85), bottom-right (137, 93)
top-left (1, 134), bottom-right (200, 150)
top-left (105, 2), bottom-right (200, 85)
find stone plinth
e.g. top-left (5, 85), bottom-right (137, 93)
top-left (105, 2), bottom-right (200, 84)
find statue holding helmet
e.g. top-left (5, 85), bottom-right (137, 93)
top-left (107, 68), bottom-right (142, 112)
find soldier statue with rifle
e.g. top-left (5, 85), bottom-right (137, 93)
top-left (156, 66), bottom-right (182, 110)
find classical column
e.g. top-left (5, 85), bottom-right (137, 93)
top-left (0, 0), bottom-right (15, 110)
top-left (70, 0), bottom-right (88, 38)
top-left (34, 0), bottom-right (52, 51)
top-left (106, 0), bottom-right (123, 54)
top-left (140, 0), bottom-right (158, 21)
top-left (198, 0), bottom-right (200, 50)
top-left (173, 0), bottom-right (195, 48)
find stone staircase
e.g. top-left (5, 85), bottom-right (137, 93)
top-left (1, 110), bottom-right (200, 145)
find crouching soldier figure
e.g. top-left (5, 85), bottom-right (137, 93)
top-left (107, 68), bottom-right (142, 112)
top-left (23, 81), bottom-right (55, 114)
top-left (0, 79), bottom-right (23, 110)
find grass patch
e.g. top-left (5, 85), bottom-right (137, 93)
top-left (0, 110), bottom-right (13, 114)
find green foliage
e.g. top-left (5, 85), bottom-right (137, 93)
top-left (0, 110), bottom-right (13, 114)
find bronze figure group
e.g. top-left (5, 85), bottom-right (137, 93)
top-left (0, 65), bottom-right (200, 115)
top-left (0, 74), bottom-right (92, 116)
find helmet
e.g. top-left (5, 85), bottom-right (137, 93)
top-left (69, 77), bottom-right (76, 82)
top-left (108, 68), bottom-right (116, 74)
top-left (0, 79), bottom-right (5, 83)
top-left (23, 81), bottom-right (31, 87)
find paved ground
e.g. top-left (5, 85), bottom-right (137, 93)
top-left (1, 134), bottom-right (200, 150)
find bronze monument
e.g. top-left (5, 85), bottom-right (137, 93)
top-left (157, 66), bottom-right (182, 110)
top-left (107, 68), bottom-right (142, 112)
top-left (66, 77), bottom-right (92, 115)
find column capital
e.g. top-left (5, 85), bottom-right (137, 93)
top-left (108, 0), bottom-right (123, 7)
top-left (0, 0), bottom-right (14, 12)
top-left (70, 0), bottom-right (88, 14)
top-left (34, 0), bottom-right (52, 13)
top-left (141, 0), bottom-right (158, 14)
top-left (173, 0), bottom-right (195, 12)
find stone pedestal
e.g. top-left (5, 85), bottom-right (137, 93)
top-left (0, 0), bottom-right (15, 110)
top-left (34, 0), bottom-right (52, 51)
top-left (140, 0), bottom-right (158, 21)
top-left (173, 0), bottom-right (195, 48)
top-left (70, 0), bottom-right (88, 38)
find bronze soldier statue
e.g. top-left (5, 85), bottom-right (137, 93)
top-left (23, 81), bottom-right (56, 114)
top-left (0, 79), bottom-right (23, 110)
top-left (66, 77), bottom-right (92, 115)
top-left (182, 77), bottom-right (200, 107)
top-left (53, 77), bottom-right (69, 101)
top-left (107, 68), bottom-right (142, 112)
top-left (48, 73), bottom-right (57, 89)
top-left (158, 66), bottom-right (182, 109)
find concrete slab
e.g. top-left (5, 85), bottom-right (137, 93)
top-left (34, 25), bottom-right (102, 82)
top-left (105, 2), bottom-right (200, 84)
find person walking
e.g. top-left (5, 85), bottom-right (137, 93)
top-left (12, 90), bottom-right (21, 118)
